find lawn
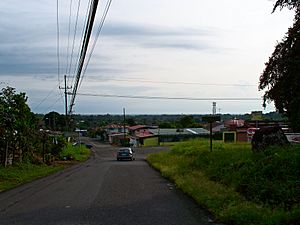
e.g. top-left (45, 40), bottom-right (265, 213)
top-left (147, 139), bottom-right (300, 225)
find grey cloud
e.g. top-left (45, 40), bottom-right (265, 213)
top-left (102, 22), bottom-right (214, 37)
top-left (0, 10), bottom-right (219, 78)
top-left (143, 42), bottom-right (213, 51)
top-left (101, 22), bottom-right (219, 52)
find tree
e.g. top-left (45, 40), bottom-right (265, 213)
top-left (177, 115), bottom-right (197, 128)
top-left (0, 87), bottom-right (37, 165)
top-left (43, 111), bottom-right (65, 131)
top-left (126, 118), bottom-right (136, 126)
top-left (272, 0), bottom-right (300, 12)
top-left (259, 0), bottom-right (300, 131)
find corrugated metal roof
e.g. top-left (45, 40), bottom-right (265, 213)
top-left (186, 128), bottom-right (210, 134)
top-left (149, 128), bottom-right (209, 136)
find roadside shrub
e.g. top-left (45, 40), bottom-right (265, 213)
top-left (251, 126), bottom-right (289, 152)
top-left (191, 143), bottom-right (300, 208)
top-left (60, 143), bottom-right (90, 161)
top-left (50, 136), bottom-right (66, 156)
top-left (148, 139), bottom-right (300, 225)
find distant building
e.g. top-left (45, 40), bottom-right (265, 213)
top-left (129, 125), bottom-right (158, 147)
top-left (104, 124), bottom-right (128, 135)
top-left (149, 128), bottom-right (209, 143)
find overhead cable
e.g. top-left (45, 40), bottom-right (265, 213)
top-left (71, 0), bottom-right (91, 87)
top-left (56, 0), bottom-right (64, 101)
top-left (56, 0), bottom-right (61, 85)
top-left (67, 0), bottom-right (81, 80)
top-left (95, 78), bottom-right (256, 87)
top-left (65, 0), bottom-right (74, 75)
top-left (79, 0), bottom-right (113, 89)
top-left (69, 0), bottom-right (99, 114)
top-left (77, 93), bottom-right (262, 101)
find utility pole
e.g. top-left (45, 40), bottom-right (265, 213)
top-left (59, 75), bottom-right (72, 130)
top-left (123, 108), bottom-right (126, 146)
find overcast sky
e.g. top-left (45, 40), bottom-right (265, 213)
top-left (0, 0), bottom-right (295, 115)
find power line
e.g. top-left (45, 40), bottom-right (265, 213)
top-left (95, 78), bottom-right (257, 87)
top-left (69, 0), bottom-right (99, 114)
top-left (56, 0), bottom-right (64, 101)
top-left (56, 0), bottom-right (61, 85)
top-left (96, 78), bottom-right (257, 87)
top-left (70, 0), bottom-right (91, 88)
top-left (77, 92), bottom-right (262, 101)
top-left (79, 0), bottom-right (113, 89)
top-left (65, 0), bottom-right (74, 75)
top-left (43, 94), bottom-right (64, 114)
top-left (32, 84), bottom-right (61, 111)
top-left (67, 0), bottom-right (81, 78)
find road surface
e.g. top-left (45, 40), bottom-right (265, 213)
top-left (0, 139), bottom-right (218, 225)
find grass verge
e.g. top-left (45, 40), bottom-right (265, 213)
top-left (0, 163), bottom-right (63, 192)
top-left (0, 143), bottom-right (91, 192)
top-left (147, 139), bottom-right (300, 225)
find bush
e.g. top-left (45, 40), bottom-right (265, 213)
top-left (148, 139), bottom-right (300, 225)
top-left (60, 143), bottom-right (90, 161)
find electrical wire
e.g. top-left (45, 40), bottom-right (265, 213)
top-left (95, 78), bottom-right (257, 87)
top-left (79, 0), bottom-right (113, 89)
top-left (57, 0), bottom-right (64, 101)
top-left (67, 0), bottom-right (81, 80)
top-left (43, 94), bottom-right (64, 114)
top-left (66, 0), bottom-right (73, 75)
top-left (69, 0), bottom-right (99, 114)
top-left (77, 92), bottom-right (262, 101)
top-left (32, 83), bottom-right (62, 111)
top-left (56, 0), bottom-right (61, 85)
top-left (71, 0), bottom-right (91, 87)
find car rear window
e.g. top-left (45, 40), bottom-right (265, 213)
top-left (119, 149), bottom-right (130, 153)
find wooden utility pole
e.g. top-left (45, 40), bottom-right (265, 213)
top-left (203, 115), bottom-right (220, 152)
top-left (123, 108), bottom-right (126, 146)
top-left (59, 75), bottom-right (72, 130)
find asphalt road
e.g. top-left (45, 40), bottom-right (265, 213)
top-left (0, 139), bottom-right (218, 225)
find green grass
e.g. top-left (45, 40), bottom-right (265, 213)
top-left (0, 163), bottom-right (63, 192)
top-left (147, 139), bottom-right (300, 225)
top-left (0, 144), bottom-right (91, 193)
top-left (60, 143), bottom-right (91, 161)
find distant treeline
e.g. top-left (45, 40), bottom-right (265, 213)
top-left (35, 112), bottom-right (286, 130)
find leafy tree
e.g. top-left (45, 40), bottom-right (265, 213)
top-left (126, 118), bottom-right (136, 126)
top-left (0, 87), bottom-right (37, 165)
top-left (158, 121), bottom-right (175, 128)
top-left (43, 111), bottom-right (65, 131)
top-left (177, 115), bottom-right (197, 128)
top-left (272, 0), bottom-right (300, 12)
top-left (259, 0), bottom-right (300, 131)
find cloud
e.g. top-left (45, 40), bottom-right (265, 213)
top-left (101, 22), bottom-right (219, 51)
top-left (143, 41), bottom-right (213, 51)
top-left (102, 22), bottom-right (214, 37)
top-left (0, 8), bottom-right (219, 78)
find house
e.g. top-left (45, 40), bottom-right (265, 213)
top-left (104, 124), bottom-right (129, 145)
top-left (108, 133), bottom-right (129, 145)
top-left (129, 125), bottom-right (158, 147)
top-left (104, 124), bottom-right (128, 135)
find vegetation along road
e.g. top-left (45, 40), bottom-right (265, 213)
top-left (0, 139), bottom-right (219, 225)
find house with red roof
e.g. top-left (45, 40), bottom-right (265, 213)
top-left (128, 125), bottom-right (158, 147)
